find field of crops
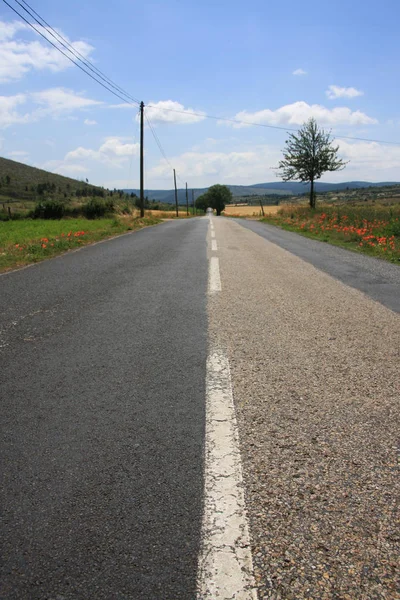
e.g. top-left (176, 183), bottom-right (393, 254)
top-left (224, 205), bottom-right (282, 217)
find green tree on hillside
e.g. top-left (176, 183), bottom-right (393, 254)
top-left (277, 118), bottom-right (347, 208)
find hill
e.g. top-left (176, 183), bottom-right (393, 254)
top-left (0, 156), bottom-right (106, 204)
top-left (124, 181), bottom-right (400, 203)
top-left (1, 155), bottom-right (399, 206)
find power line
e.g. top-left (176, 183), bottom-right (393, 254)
top-left (145, 104), bottom-right (400, 147)
top-left (145, 111), bottom-right (186, 186)
top-left (1, 0), bottom-right (139, 108)
top-left (17, 0), bottom-right (141, 105)
top-left (3, 0), bottom-right (400, 148)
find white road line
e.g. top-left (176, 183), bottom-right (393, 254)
top-left (197, 348), bottom-right (258, 600)
top-left (208, 256), bottom-right (222, 293)
top-left (211, 230), bottom-right (216, 239)
top-left (211, 239), bottom-right (218, 252)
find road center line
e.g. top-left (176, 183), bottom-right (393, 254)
top-left (211, 239), bottom-right (218, 252)
top-left (197, 348), bottom-right (258, 600)
top-left (208, 256), bottom-right (222, 293)
top-left (211, 230), bottom-right (216, 239)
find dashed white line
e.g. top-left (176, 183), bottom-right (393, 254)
top-left (209, 256), bottom-right (222, 293)
top-left (211, 230), bottom-right (216, 239)
top-left (211, 239), bottom-right (218, 252)
top-left (197, 348), bottom-right (258, 600)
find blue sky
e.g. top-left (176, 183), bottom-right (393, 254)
top-left (1, 0), bottom-right (400, 189)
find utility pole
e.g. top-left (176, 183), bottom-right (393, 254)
top-left (173, 169), bottom-right (178, 217)
top-left (186, 182), bottom-right (189, 216)
top-left (140, 101), bottom-right (144, 218)
top-left (259, 197), bottom-right (265, 216)
top-left (192, 189), bottom-right (195, 215)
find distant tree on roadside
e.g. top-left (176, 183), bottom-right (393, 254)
top-left (195, 193), bottom-right (209, 213)
top-left (277, 118), bottom-right (347, 208)
top-left (206, 184), bottom-right (232, 216)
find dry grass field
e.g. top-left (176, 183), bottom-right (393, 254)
top-left (223, 205), bottom-right (283, 217)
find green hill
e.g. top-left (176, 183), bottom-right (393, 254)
top-left (0, 156), bottom-right (106, 204)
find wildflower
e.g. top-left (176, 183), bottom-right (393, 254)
top-left (41, 244), bottom-right (47, 249)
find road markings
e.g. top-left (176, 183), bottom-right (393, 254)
top-left (211, 239), bottom-right (218, 252)
top-left (211, 230), bottom-right (216, 239)
top-left (209, 256), bottom-right (221, 293)
top-left (197, 348), bottom-right (258, 600)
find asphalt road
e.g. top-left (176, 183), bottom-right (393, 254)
top-left (237, 218), bottom-right (400, 313)
top-left (1, 219), bottom-right (208, 600)
top-left (1, 216), bottom-right (399, 599)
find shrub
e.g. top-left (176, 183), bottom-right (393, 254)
top-left (82, 198), bottom-right (114, 219)
top-left (32, 200), bottom-right (65, 219)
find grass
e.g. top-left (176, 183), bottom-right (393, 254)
top-left (0, 215), bottom-right (162, 272)
top-left (260, 204), bottom-right (400, 263)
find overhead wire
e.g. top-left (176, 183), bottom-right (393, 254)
top-left (145, 104), bottom-right (400, 146)
top-left (3, 0), bottom-right (400, 152)
top-left (16, 0), bottom-right (141, 105)
top-left (145, 111), bottom-right (186, 186)
top-left (1, 0), bottom-right (139, 107)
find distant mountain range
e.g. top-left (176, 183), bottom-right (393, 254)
top-left (124, 181), bottom-right (400, 203)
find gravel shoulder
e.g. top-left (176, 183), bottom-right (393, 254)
top-left (209, 217), bottom-right (400, 599)
top-left (236, 218), bottom-right (400, 314)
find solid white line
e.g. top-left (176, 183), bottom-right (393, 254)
top-left (211, 239), bottom-right (218, 252)
top-left (208, 256), bottom-right (221, 293)
top-left (197, 349), bottom-right (258, 600)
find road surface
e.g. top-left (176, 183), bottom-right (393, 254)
top-left (1, 217), bottom-right (399, 599)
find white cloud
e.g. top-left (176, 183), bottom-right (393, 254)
top-left (84, 118), bottom-right (97, 126)
top-left (110, 100), bottom-right (205, 125)
top-left (8, 150), bottom-right (29, 158)
top-left (0, 20), bottom-right (26, 41)
top-left (0, 19), bottom-right (94, 82)
top-left (140, 100), bottom-right (205, 125)
top-left (42, 137), bottom-right (139, 179)
top-left (337, 140), bottom-right (400, 170)
top-left (149, 146), bottom-right (282, 186)
top-left (41, 160), bottom-right (88, 177)
top-left (147, 138), bottom-right (400, 187)
top-left (326, 85), bottom-right (364, 99)
top-left (0, 88), bottom-right (100, 129)
top-left (222, 101), bottom-right (377, 128)
top-left (292, 68), bottom-right (307, 76)
top-left (32, 88), bottom-right (101, 114)
top-left (0, 94), bottom-right (31, 128)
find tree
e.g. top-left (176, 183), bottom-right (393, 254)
top-left (205, 184), bottom-right (232, 216)
top-left (277, 118), bottom-right (347, 208)
top-left (195, 193), bottom-right (209, 213)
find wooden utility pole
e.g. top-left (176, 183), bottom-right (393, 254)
top-left (192, 189), bottom-right (195, 215)
top-left (259, 197), bottom-right (265, 216)
top-left (140, 101), bottom-right (144, 218)
top-left (173, 169), bottom-right (178, 217)
top-left (186, 182), bottom-right (189, 216)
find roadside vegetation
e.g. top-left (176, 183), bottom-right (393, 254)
top-left (0, 157), bottom-right (200, 272)
top-left (261, 204), bottom-right (400, 262)
top-left (0, 214), bottom-right (162, 272)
